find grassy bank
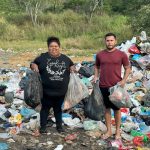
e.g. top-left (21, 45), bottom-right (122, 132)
top-left (0, 10), bottom-right (132, 51)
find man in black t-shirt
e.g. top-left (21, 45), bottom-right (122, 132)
top-left (31, 36), bottom-right (74, 133)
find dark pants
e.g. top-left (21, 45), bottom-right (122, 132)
top-left (100, 87), bottom-right (119, 110)
top-left (40, 95), bottom-right (64, 127)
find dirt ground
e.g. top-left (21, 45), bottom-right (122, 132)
top-left (0, 50), bottom-right (93, 69)
top-left (0, 125), bottom-right (112, 150)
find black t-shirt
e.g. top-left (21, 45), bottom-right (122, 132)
top-left (33, 52), bottom-right (74, 97)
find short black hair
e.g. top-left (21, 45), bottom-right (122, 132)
top-left (105, 33), bottom-right (116, 39)
top-left (47, 36), bottom-right (60, 47)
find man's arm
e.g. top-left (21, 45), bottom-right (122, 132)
top-left (118, 66), bottom-right (131, 87)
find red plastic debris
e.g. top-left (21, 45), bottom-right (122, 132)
top-left (128, 45), bottom-right (141, 54)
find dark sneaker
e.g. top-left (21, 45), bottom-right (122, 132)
top-left (56, 125), bottom-right (65, 133)
top-left (39, 126), bottom-right (47, 134)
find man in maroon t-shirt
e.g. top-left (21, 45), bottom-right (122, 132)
top-left (94, 33), bottom-right (131, 140)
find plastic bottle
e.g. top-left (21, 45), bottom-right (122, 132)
top-left (121, 115), bottom-right (127, 123)
top-left (131, 98), bottom-right (141, 107)
top-left (139, 122), bottom-right (150, 134)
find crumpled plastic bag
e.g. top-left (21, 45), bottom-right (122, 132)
top-left (84, 82), bottom-right (104, 121)
top-left (136, 55), bottom-right (150, 69)
top-left (109, 85), bottom-right (133, 108)
top-left (143, 79), bottom-right (150, 90)
top-left (83, 120), bottom-right (100, 131)
top-left (121, 122), bottom-right (139, 132)
top-left (63, 73), bottom-right (89, 110)
top-left (0, 85), bottom-right (7, 96)
top-left (128, 44), bottom-right (141, 54)
top-left (20, 107), bottom-right (36, 118)
top-left (139, 42), bottom-right (150, 54)
top-left (127, 66), bottom-right (143, 83)
top-left (0, 142), bottom-right (9, 150)
top-left (142, 92), bottom-right (150, 107)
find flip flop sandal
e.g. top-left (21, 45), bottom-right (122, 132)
top-left (101, 134), bottom-right (112, 140)
top-left (115, 135), bottom-right (122, 140)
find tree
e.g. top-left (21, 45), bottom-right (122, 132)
top-left (64, 0), bottom-right (104, 22)
top-left (13, 0), bottom-right (50, 26)
top-left (132, 4), bottom-right (150, 35)
top-left (48, 0), bottom-right (65, 12)
top-left (88, 0), bottom-right (103, 22)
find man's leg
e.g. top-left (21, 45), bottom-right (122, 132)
top-left (114, 109), bottom-right (121, 139)
top-left (104, 108), bottom-right (112, 137)
top-left (100, 87), bottom-right (112, 139)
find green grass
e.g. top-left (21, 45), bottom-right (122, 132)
top-left (0, 10), bottom-right (133, 51)
top-left (0, 40), bottom-right (46, 52)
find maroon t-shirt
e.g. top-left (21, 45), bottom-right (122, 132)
top-left (95, 49), bottom-right (129, 88)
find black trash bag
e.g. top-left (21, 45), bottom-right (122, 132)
top-left (5, 92), bottom-right (14, 103)
top-left (84, 82), bottom-right (104, 121)
top-left (0, 85), bottom-right (7, 96)
top-left (19, 70), bottom-right (43, 108)
top-left (79, 66), bottom-right (94, 77)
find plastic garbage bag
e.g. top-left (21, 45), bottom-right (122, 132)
top-left (121, 132), bottom-right (134, 141)
top-left (131, 130), bottom-right (148, 142)
top-left (97, 121), bottom-right (107, 132)
top-left (0, 143), bottom-right (9, 150)
top-left (78, 66), bottom-right (94, 77)
top-left (54, 145), bottom-right (63, 150)
top-left (63, 73), bottom-right (89, 110)
top-left (143, 79), bottom-right (150, 90)
top-left (84, 83), bottom-right (104, 121)
top-left (139, 42), bottom-right (150, 54)
top-left (139, 31), bottom-right (147, 41)
top-left (132, 54), bottom-right (142, 61)
top-left (128, 44), bottom-right (141, 54)
top-left (4, 92), bottom-right (14, 103)
top-left (109, 85), bottom-right (133, 108)
top-left (142, 92), bottom-right (150, 107)
top-left (5, 72), bottom-right (20, 92)
top-left (109, 139), bottom-right (124, 149)
top-left (83, 120), bottom-right (99, 131)
top-left (0, 85), bottom-right (7, 96)
top-left (0, 105), bottom-right (7, 121)
top-left (20, 107), bottom-right (36, 118)
top-left (20, 69), bottom-right (43, 108)
top-left (81, 77), bottom-right (93, 88)
top-left (14, 90), bottom-right (24, 100)
top-left (0, 133), bottom-right (11, 139)
top-left (139, 122), bottom-right (150, 134)
top-left (121, 122), bottom-right (139, 132)
top-left (136, 55), bottom-right (150, 69)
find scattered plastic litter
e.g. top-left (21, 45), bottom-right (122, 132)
top-left (0, 31), bottom-right (149, 149)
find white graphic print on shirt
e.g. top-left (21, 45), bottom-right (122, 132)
top-left (46, 59), bottom-right (66, 81)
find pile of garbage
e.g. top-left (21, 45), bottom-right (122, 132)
top-left (0, 31), bottom-right (150, 149)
